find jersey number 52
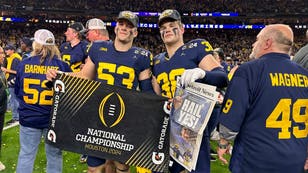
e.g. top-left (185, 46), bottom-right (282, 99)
top-left (23, 78), bottom-right (53, 105)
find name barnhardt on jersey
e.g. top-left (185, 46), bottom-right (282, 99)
top-left (269, 73), bottom-right (308, 87)
top-left (25, 64), bottom-right (59, 74)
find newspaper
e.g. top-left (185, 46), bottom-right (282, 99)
top-left (170, 78), bottom-right (219, 171)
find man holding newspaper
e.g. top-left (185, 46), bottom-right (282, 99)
top-left (152, 9), bottom-right (228, 173)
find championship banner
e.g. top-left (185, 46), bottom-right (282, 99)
top-left (46, 73), bottom-right (169, 172)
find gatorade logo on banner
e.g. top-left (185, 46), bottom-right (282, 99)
top-left (46, 73), bottom-right (169, 172)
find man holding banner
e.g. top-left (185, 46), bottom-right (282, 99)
top-left (47, 11), bottom-right (154, 173)
top-left (152, 9), bottom-right (228, 173)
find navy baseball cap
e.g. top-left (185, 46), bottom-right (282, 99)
top-left (68, 22), bottom-right (86, 32)
top-left (117, 11), bottom-right (139, 27)
top-left (158, 9), bottom-right (181, 26)
top-left (4, 44), bottom-right (16, 51)
top-left (21, 37), bottom-right (34, 47)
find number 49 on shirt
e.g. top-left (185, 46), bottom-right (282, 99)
top-left (266, 99), bottom-right (308, 139)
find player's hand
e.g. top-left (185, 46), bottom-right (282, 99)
top-left (217, 145), bottom-right (231, 165)
top-left (217, 93), bottom-right (224, 104)
top-left (1, 67), bottom-right (7, 73)
top-left (173, 96), bottom-right (183, 110)
top-left (180, 68), bottom-right (206, 87)
top-left (46, 69), bottom-right (58, 81)
top-left (304, 157), bottom-right (308, 171)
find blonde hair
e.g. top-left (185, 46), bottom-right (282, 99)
top-left (0, 46), bottom-right (4, 65)
top-left (31, 41), bottom-right (61, 64)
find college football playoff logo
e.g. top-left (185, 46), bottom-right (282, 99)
top-left (99, 92), bottom-right (125, 128)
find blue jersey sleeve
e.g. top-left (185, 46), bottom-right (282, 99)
top-left (188, 39), bottom-right (214, 63)
top-left (219, 65), bottom-right (250, 131)
top-left (135, 48), bottom-right (153, 72)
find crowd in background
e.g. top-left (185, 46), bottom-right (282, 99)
top-left (0, 0), bottom-right (307, 65)
top-left (0, 22), bottom-right (307, 65)
top-left (1, 0), bottom-right (307, 15)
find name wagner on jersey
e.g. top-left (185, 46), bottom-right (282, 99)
top-left (269, 73), bottom-right (307, 87)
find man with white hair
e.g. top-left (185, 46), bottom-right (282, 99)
top-left (85, 18), bottom-right (110, 42)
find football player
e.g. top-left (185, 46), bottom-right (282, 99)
top-left (217, 24), bottom-right (308, 173)
top-left (152, 9), bottom-right (228, 173)
top-left (60, 22), bottom-right (89, 72)
top-left (47, 11), bottom-right (153, 173)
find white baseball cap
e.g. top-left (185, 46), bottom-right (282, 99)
top-left (86, 18), bottom-right (106, 30)
top-left (34, 29), bottom-right (55, 46)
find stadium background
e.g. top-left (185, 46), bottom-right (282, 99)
top-left (0, 0), bottom-right (307, 63)
top-left (0, 0), bottom-right (307, 172)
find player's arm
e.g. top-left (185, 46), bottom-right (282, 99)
top-left (151, 76), bottom-right (161, 95)
top-left (138, 68), bottom-right (154, 93)
top-left (199, 53), bottom-right (222, 71)
top-left (181, 54), bottom-right (228, 88)
top-left (217, 67), bottom-right (250, 164)
top-left (1, 67), bottom-right (17, 74)
top-left (199, 54), bottom-right (228, 87)
top-left (2, 58), bottom-right (20, 75)
top-left (46, 56), bottom-right (95, 81)
top-left (217, 124), bottom-right (237, 164)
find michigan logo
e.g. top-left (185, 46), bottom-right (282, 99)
top-left (99, 92), bottom-right (125, 128)
top-left (121, 11), bottom-right (136, 19)
top-left (54, 80), bottom-right (65, 93)
top-left (159, 9), bottom-right (173, 20)
top-left (152, 152), bottom-right (165, 165)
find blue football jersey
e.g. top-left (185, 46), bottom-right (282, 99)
top-left (60, 40), bottom-right (89, 72)
top-left (88, 41), bottom-right (152, 90)
top-left (152, 39), bottom-right (213, 98)
top-left (153, 39), bottom-right (216, 173)
top-left (220, 53), bottom-right (308, 173)
top-left (15, 55), bottom-right (71, 129)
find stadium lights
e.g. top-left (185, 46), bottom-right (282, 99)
top-left (133, 11), bottom-right (238, 17)
top-left (44, 19), bottom-right (71, 24)
top-left (106, 22), bottom-right (265, 29)
top-left (0, 16), bottom-right (26, 22)
top-left (295, 25), bottom-right (307, 29)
